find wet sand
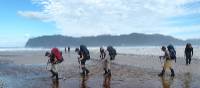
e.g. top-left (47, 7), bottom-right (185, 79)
top-left (0, 50), bottom-right (200, 88)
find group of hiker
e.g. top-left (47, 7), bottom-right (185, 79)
top-left (64, 46), bottom-right (70, 53)
top-left (158, 43), bottom-right (193, 77)
top-left (44, 43), bottom-right (193, 80)
top-left (45, 45), bottom-right (117, 80)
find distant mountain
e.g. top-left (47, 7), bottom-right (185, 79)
top-left (25, 33), bottom-right (191, 47)
top-left (186, 39), bottom-right (200, 45)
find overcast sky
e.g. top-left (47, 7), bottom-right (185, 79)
top-left (1, 0), bottom-right (200, 47)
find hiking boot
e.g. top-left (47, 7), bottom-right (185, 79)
top-left (104, 69), bottom-right (108, 75)
top-left (170, 69), bottom-right (175, 77)
top-left (86, 70), bottom-right (90, 75)
top-left (105, 70), bottom-right (111, 76)
top-left (158, 73), bottom-right (164, 77)
top-left (51, 74), bottom-right (56, 78)
top-left (80, 72), bottom-right (85, 76)
top-left (158, 68), bottom-right (165, 77)
top-left (107, 71), bottom-right (111, 76)
top-left (171, 74), bottom-right (175, 77)
top-left (55, 73), bottom-right (59, 80)
top-left (103, 68), bottom-right (107, 75)
top-left (50, 70), bottom-right (56, 78)
top-left (104, 72), bottom-right (108, 76)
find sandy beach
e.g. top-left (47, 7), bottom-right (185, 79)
top-left (0, 50), bottom-right (199, 88)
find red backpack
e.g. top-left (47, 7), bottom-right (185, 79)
top-left (51, 48), bottom-right (63, 63)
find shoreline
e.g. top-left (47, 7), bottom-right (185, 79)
top-left (0, 51), bottom-right (199, 88)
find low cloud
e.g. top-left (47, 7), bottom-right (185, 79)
top-left (19, 0), bottom-right (200, 39)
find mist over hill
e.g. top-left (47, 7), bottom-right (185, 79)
top-left (25, 33), bottom-right (197, 48)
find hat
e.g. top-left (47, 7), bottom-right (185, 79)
top-left (75, 48), bottom-right (79, 52)
top-left (45, 51), bottom-right (50, 56)
top-left (161, 46), bottom-right (166, 50)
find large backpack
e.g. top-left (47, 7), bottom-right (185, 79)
top-left (107, 46), bottom-right (117, 60)
top-left (167, 45), bottom-right (176, 60)
top-left (80, 45), bottom-right (90, 60)
top-left (51, 48), bottom-right (64, 63)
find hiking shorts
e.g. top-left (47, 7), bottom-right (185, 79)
top-left (51, 63), bottom-right (59, 73)
top-left (103, 58), bottom-right (111, 71)
top-left (163, 60), bottom-right (172, 70)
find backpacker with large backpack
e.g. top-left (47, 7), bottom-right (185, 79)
top-left (100, 47), bottom-right (106, 59)
top-left (80, 45), bottom-right (90, 60)
top-left (107, 46), bottom-right (117, 60)
top-left (167, 45), bottom-right (176, 61)
top-left (51, 48), bottom-right (64, 63)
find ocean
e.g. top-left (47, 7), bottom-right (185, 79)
top-left (0, 46), bottom-right (199, 59)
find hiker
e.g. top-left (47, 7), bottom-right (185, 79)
top-left (68, 46), bottom-right (70, 52)
top-left (107, 46), bottom-right (117, 60)
top-left (184, 43), bottom-right (193, 65)
top-left (65, 47), bottom-right (67, 53)
top-left (45, 48), bottom-right (64, 80)
top-left (102, 46), bottom-right (117, 76)
top-left (167, 44), bottom-right (176, 63)
top-left (76, 45), bottom-right (90, 76)
top-left (100, 47), bottom-right (106, 60)
top-left (158, 46), bottom-right (175, 77)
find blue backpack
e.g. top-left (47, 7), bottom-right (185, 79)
top-left (80, 45), bottom-right (90, 60)
top-left (167, 45), bottom-right (176, 60)
top-left (107, 46), bottom-right (117, 60)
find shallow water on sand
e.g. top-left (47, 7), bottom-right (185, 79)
top-left (0, 60), bottom-right (200, 88)
top-left (0, 51), bottom-right (200, 88)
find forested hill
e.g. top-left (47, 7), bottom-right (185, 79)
top-left (25, 33), bottom-right (191, 47)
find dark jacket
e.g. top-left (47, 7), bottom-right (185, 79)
top-left (185, 47), bottom-right (193, 57)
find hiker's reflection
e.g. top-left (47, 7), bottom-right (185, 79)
top-left (184, 72), bottom-right (191, 88)
top-left (161, 76), bottom-right (173, 88)
top-left (52, 79), bottom-right (59, 88)
top-left (103, 75), bottom-right (111, 88)
top-left (80, 76), bottom-right (89, 88)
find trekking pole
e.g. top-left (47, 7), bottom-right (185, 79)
top-left (159, 56), bottom-right (163, 65)
top-left (77, 57), bottom-right (81, 73)
top-left (46, 59), bottom-right (51, 70)
top-left (159, 56), bottom-right (161, 63)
